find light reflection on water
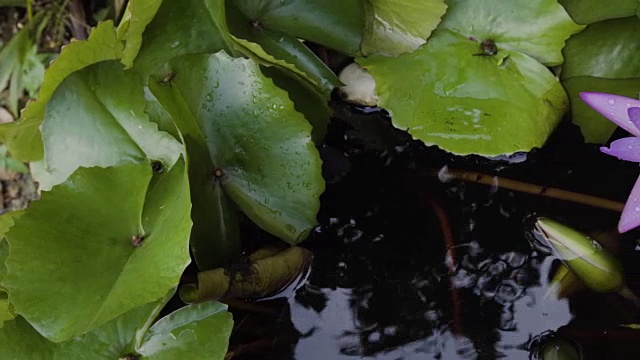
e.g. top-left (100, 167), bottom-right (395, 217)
top-left (288, 250), bottom-right (572, 359)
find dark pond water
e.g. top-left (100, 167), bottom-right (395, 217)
top-left (227, 103), bottom-right (640, 360)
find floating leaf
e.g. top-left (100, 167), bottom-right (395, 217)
top-left (118, 0), bottom-right (164, 68)
top-left (37, 60), bottom-right (182, 190)
top-left (558, 0), bottom-right (638, 24)
top-left (180, 246), bottom-right (312, 302)
top-left (439, 0), bottom-right (583, 66)
top-left (358, 0), bottom-right (581, 156)
top-left (136, 301), bottom-right (233, 359)
top-left (150, 52), bottom-right (324, 270)
top-left (132, 0), bottom-right (232, 77)
top-left (0, 21), bottom-right (123, 162)
top-left (533, 217), bottom-right (624, 293)
top-left (231, 0), bottom-right (365, 56)
top-left (561, 17), bottom-right (640, 143)
top-left (0, 293), bottom-right (229, 359)
top-left (3, 160), bottom-right (192, 342)
top-left (226, 3), bottom-right (340, 96)
top-left (359, 32), bottom-right (568, 155)
top-left (361, 0), bottom-right (447, 56)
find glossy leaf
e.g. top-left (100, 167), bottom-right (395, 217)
top-left (361, 0), bottom-right (447, 56)
top-left (439, 0), bottom-right (583, 66)
top-left (260, 66), bottom-right (331, 142)
top-left (137, 301), bottom-right (233, 359)
top-left (231, 0), bottom-right (365, 55)
top-left (0, 21), bottom-right (123, 162)
top-left (561, 17), bottom-right (640, 142)
top-left (181, 246), bottom-right (312, 303)
top-left (558, 0), bottom-right (638, 24)
top-left (3, 160), bottom-right (192, 342)
top-left (132, 0), bottom-right (232, 77)
top-left (359, 30), bottom-right (569, 155)
top-left (0, 293), bottom-right (171, 359)
top-left (119, 0), bottom-right (164, 68)
top-left (37, 60), bottom-right (182, 190)
top-left (150, 52), bottom-right (324, 270)
top-left (226, 2), bottom-right (340, 96)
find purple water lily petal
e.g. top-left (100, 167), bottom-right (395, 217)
top-left (619, 175), bottom-right (640, 233)
top-left (600, 137), bottom-right (640, 163)
top-left (580, 92), bottom-right (640, 137)
top-left (629, 107), bottom-right (640, 131)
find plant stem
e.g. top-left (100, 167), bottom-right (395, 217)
top-left (433, 167), bottom-right (625, 212)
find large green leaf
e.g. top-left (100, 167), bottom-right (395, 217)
top-left (226, 2), bottom-right (340, 96)
top-left (359, 30), bottom-right (569, 155)
top-left (232, 0), bottom-right (365, 56)
top-left (150, 52), bottom-right (324, 270)
top-left (0, 21), bottom-right (123, 163)
top-left (132, 0), bottom-right (232, 77)
top-left (0, 294), bottom-right (229, 359)
top-left (558, 0), bottom-right (638, 24)
top-left (361, 0), bottom-right (448, 56)
top-left (440, 0), bottom-right (583, 66)
top-left (137, 301), bottom-right (233, 359)
top-left (0, 290), bottom-right (165, 360)
top-left (561, 17), bottom-right (640, 143)
top-left (2, 160), bottom-right (192, 342)
top-left (358, 0), bottom-right (581, 155)
top-left (119, 0), bottom-right (164, 68)
top-left (36, 60), bottom-right (182, 190)
top-left (0, 211), bottom-right (23, 328)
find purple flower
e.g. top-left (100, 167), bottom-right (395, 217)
top-left (580, 92), bottom-right (640, 233)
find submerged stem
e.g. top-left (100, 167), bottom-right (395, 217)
top-left (434, 167), bottom-right (624, 212)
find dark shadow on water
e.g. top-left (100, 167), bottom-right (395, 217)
top-left (228, 104), bottom-right (640, 360)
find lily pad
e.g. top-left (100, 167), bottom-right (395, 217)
top-left (150, 52), bottom-right (324, 270)
top-left (558, 0), bottom-right (638, 24)
top-left (37, 60), bottom-right (182, 190)
top-left (0, 21), bottom-right (123, 163)
top-left (561, 17), bottom-right (640, 143)
top-left (361, 0), bottom-right (447, 56)
top-left (132, 0), bottom-right (233, 77)
top-left (2, 160), bottom-right (192, 342)
top-left (231, 0), bottom-right (365, 56)
top-left (0, 293), bottom-right (231, 359)
top-left (118, 0), bottom-right (164, 68)
top-left (358, 0), bottom-right (581, 155)
top-left (226, 2), bottom-right (340, 96)
top-left (359, 31), bottom-right (568, 155)
top-left (137, 301), bottom-right (233, 359)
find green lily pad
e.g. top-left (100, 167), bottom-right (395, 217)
top-left (358, 0), bottom-right (581, 155)
top-left (359, 30), bottom-right (569, 155)
top-left (0, 21), bottom-right (123, 163)
top-left (118, 0), bottom-right (164, 68)
top-left (150, 52), bottom-right (324, 270)
top-left (558, 0), bottom-right (638, 24)
top-left (3, 160), bottom-right (192, 342)
top-left (232, 0), bottom-right (365, 56)
top-left (137, 301), bottom-right (233, 359)
top-left (36, 60), bottom-right (182, 190)
top-left (132, 0), bottom-right (232, 77)
top-left (561, 17), bottom-right (640, 142)
top-left (361, 0), bottom-right (447, 56)
top-left (439, 0), bottom-right (583, 66)
top-left (226, 2), bottom-right (340, 96)
top-left (0, 290), bottom-right (164, 360)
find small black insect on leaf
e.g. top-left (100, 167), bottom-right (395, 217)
top-left (131, 235), bottom-right (144, 247)
top-left (250, 19), bottom-right (263, 31)
top-left (473, 39), bottom-right (498, 57)
top-left (151, 160), bottom-right (164, 174)
top-left (158, 71), bottom-right (176, 86)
